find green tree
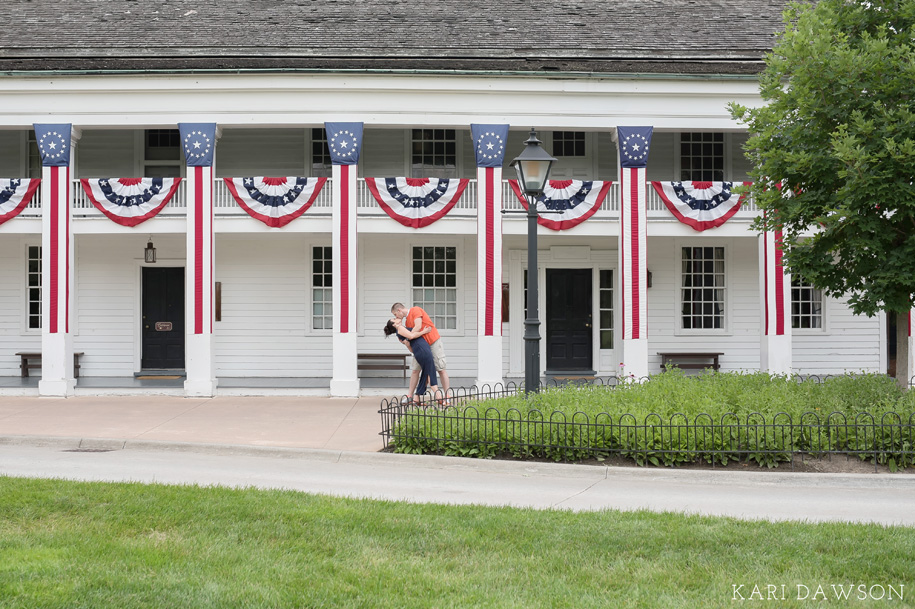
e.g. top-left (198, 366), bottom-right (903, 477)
top-left (730, 0), bottom-right (915, 387)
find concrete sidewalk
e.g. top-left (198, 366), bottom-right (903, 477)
top-left (2, 394), bottom-right (915, 525)
top-left (0, 395), bottom-right (386, 453)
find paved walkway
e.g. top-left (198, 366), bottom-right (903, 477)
top-left (2, 395), bottom-right (915, 525)
top-left (0, 395), bottom-right (385, 452)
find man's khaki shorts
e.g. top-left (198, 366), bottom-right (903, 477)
top-left (411, 338), bottom-right (447, 372)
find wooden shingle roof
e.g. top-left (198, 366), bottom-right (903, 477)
top-left (0, 0), bottom-right (788, 74)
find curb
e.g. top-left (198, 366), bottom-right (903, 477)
top-left (2, 434), bottom-right (915, 489)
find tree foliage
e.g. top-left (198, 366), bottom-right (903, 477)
top-left (731, 0), bottom-right (915, 316)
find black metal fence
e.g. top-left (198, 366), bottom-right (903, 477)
top-left (378, 379), bottom-right (915, 470)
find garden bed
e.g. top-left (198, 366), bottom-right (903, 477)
top-left (379, 371), bottom-right (915, 470)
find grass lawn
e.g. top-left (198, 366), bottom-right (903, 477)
top-left (1, 476), bottom-right (913, 608)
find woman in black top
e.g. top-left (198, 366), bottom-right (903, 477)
top-left (384, 318), bottom-right (439, 398)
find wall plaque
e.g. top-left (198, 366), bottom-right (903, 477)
top-left (155, 321), bottom-right (173, 332)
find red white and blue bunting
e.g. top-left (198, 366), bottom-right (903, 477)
top-left (80, 177), bottom-right (182, 227)
top-left (365, 177), bottom-right (469, 228)
top-left (223, 177), bottom-right (328, 228)
top-left (0, 178), bottom-right (40, 225)
top-left (652, 181), bottom-right (751, 232)
top-left (509, 179), bottom-right (612, 231)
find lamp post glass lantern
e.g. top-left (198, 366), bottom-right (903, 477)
top-left (510, 129), bottom-right (556, 394)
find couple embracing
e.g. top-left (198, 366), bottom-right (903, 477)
top-left (383, 303), bottom-right (449, 403)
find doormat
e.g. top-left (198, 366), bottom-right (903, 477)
top-left (136, 375), bottom-right (183, 380)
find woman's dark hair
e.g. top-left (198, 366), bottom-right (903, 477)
top-left (384, 320), bottom-right (397, 337)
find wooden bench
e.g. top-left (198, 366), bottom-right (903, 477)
top-left (658, 352), bottom-right (723, 372)
top-left (357, 353), bottom-right (411, 379)
top-left (16, 352), bottom-right (84, 378)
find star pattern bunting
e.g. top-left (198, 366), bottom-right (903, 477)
top-left (178, 123), bottom-right (217, 167)
top-left (509, 179), bottom-right (613, 231)
top-left (0, 178), bottom-right (41, 226)
top-left (652, 180), bottom-right (751, 231)
top-left (617, 126), bottom-right (654, 169)
top-left (470, 124), bottom-right (510, 168)
top-left (224, 176), bottom-right (327, 228)
top-left (365, 177), bottom-right (469, 228)
top-left (33, 124), bottom-right (72, 167)
top-left (324, 122), bottom-right (364, 165)
top-left (81, 177), bottom-right (182, 227)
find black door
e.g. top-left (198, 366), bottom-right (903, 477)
top-left (546, 268), bottom-right (593, 373)
top-left (142, 267), bottom-right (185, 369)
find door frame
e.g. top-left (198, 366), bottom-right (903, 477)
top-left (134, 260), bottom-right (185, 373)
top-left (508, 247), bottom-right (616, 377)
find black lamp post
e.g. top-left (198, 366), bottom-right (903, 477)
top-left (509, 129), bottom-right (556, 394)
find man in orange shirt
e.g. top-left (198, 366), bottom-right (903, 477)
top-left (391, 302), bottom-right (450, 399)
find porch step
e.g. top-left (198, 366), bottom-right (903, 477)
top-left (134, 369), bottom-right (186, 379)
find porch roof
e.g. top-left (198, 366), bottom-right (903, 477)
top-left (0, 0), bottom-right (788, 75)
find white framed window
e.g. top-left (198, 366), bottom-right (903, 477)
top-left (680, 132), bottom-right (725, 181)
top-left (411, 129), bottom-right (457, 178)
top-left (599, 269), bottom-right (614, 349)
top-left (312, 246), bottom-right (333, 331)
top-left (144, 129), bottom-right (181, 178)
top-left (411, 245), bottom-right (457, 330)
top-left (552, 131), bottom-right (586, 157)
top-left (310, 128), bottom-right (332, 178)
top-left (27, 130), bottom-right (41, 178)
top-left (26, 245), bottom-right (41, 330)
top-left (792, 277), bottom-right (823, 330)
top-left (681, 246), bottom-right (726, 330)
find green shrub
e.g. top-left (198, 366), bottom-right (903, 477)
top-left (388, 370), bottom-right (915, 469)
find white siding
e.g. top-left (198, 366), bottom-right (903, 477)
top-left (77, 129), bottom-right (137, 177)
top-left (362, 129), bottom-right (406, 177)
top-left (358, 234), bottom-right (479, 377)
top-left (0, 236), bottom-right (41, 375)
top-left (0, 131), bottom-right (22, 176)
top-left (214, 234), bottom-right (329, 376)
top-left (731, 132), bottom-right (753, 181)
top-left (646, 132), bottom-right (676, 181)
top-left (215, 128), bottom-right (306, 177)
top-left (596, 132), bottom-right (617, 180)
top-left (793, 300), bottom-right (882, 375)
top-left (647, 237), bottom-right (761, 372)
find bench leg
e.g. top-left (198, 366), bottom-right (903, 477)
top-left (21, 357), bottom-right (28, 378)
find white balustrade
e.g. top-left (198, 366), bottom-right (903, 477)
top-left (55, 177), bottom-right (755, 219)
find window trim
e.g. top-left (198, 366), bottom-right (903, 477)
top-left (308, 242), bottom-right (334, 335)
top-left (674, 132), bottom-right (732, 182)
top-left (23, 242), bottom-right (41, 334)
top-left (403, 239), bottom-right (463, 335)
top-left (141, 129), bottom-right (184, 178)
top-left (407, 128), bottom-right (462, 179)
top-left (791, 276), bottom-right (828, 334)
top-left (675, 242), bottom-right (731, 336)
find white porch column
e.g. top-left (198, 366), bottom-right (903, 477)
top-left (616, 127), bottom-right (653, 380)
top-left (759, 229), bottom-right (792, 374)
top-left (471, 125), bottom-right (508, 387)
top-left (35, 124), bottom-right (80, 397)
top-left (179, 123), bottom-right (219, 397)
top-left (326, 123), bottom-right (363, 397)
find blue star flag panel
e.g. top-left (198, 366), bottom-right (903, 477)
top-left (33, 124), bottom-right (72, 167)
top-left (470, 124), bottom-right (510, 168)
top-left (617, 126), bottom-right (654, 169)
top-left (324, 122), bottom-right (364, 165)
top-left (178, 123), bottom-right (217, 167)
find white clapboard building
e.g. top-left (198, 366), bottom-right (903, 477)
top-left (0, 0), bottom-right (897, 397)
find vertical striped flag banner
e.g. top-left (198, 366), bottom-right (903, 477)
top-left (617, 126), bottom-right (652, 378)
top-left (34, 124), bottom-right (77, 395)
top-left (179, 123), bottom-right (218, 396)
top-left (759, 226), bottom-right (792, 374)
top-left (470, 124), bottom-right (508, 385)
top-left (326, 122), bottom-right (363, 396)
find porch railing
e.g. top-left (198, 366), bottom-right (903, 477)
top-left (16, 178), bottom-right (756, 219)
